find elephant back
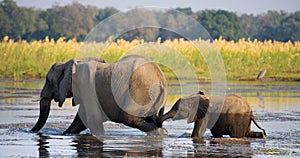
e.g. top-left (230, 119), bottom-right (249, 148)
top-left (97, 55), bottom-right (168, 118)
top-left (222, 94), bottom-right (252, 114)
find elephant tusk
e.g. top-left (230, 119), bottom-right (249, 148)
top-left (32, 97), bottom-right (42, 102)
top-left (72, 98), bottom-right (76, 106)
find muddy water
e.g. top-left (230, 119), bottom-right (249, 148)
top-left (0, 80), bottom-right (299, 157)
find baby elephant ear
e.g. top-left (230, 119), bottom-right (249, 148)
top-left (172, 96), bottom-right (201, 123)
top-left (58, 59), bottom-right (75, 107)
top-left (187, 95), bottom-right (209, 123)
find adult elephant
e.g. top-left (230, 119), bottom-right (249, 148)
top-left (158, 94), bottom-right (266, 138)
top-left (31, 55), bottom-right (168, 136)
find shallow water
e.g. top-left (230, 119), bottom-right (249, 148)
top-left (0, 80), bottom-right (299, 157)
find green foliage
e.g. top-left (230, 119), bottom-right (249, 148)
top-left (0, 0), bottom-right (41, 40)
top-left (194, 9), bottom-right (243, 41)
top-left (240, 11), bottom-right (300, 42)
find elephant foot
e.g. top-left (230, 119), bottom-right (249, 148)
top-left (211, 133), bottom-right (223, 138)
top-left (144, 107), bottom-right (165, 128)
top-left (192, 137), bottom-right (205, 144)
top-left (246, 131), bottom-right (265, 138)
top-left (63, 113), bottom-right (87, 135)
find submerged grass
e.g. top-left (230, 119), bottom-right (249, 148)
top-left (0, 36), bottom-right (299, 81)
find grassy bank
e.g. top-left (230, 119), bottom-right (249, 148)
top-left (1, 36), bottom-right (299, 81)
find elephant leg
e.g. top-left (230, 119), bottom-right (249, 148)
top-left (191, 119), bottom-right (204, 138)
top-left (212, 134), bottom-right (222, 138)
top-left (144, 107), bottom-right (165, 125)
top-left (123, 114), bottom-right (158, 133)
top-left (210, 124), bottom-right (224, 138)
top-left (63, 113), bottom-right (87, 135)
top-left (228, 124), bottom-right (246, 138)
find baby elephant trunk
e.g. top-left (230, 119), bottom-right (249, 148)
top-left (156, 99), bottom-right (181, 127)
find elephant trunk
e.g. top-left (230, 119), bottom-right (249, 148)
top-left (157, 110), bottom-right (176, 128)
top-left (157, 100), bottom-right (180, 127)
top-left (31, 98), bottom-right (52, 132)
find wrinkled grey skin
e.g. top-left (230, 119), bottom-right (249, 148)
top-left (31, 55), bottom-right (167, 134)
top-left (208, 94), bottom-right (266, 138)
top-left (157, 91), bottom-right (210, 138)
top-left (158, 94), bottom-right (266, 138)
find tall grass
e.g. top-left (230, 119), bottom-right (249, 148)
top-left (0, 36), bottom-right (299, 81)
top-left (0, 36), bottom-right (79, 79)
top-left (216, 37), bottom-right (300, 80)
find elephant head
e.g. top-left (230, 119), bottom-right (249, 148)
top-left (157, 91), bottom-right (210, 127)
top-left (31, 59), bottom-right (74, 132)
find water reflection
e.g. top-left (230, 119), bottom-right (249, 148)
top-left (35, 132), bottom-right (255, 157)
top-left (37, 133), bottom-right (50, 157)
top-left (35, 132), bottom-right (164, 157)
top-left (193, 138), bottom-right (253, 157)
top-left (72, 135), bottom-right (103, 157)
top-left (257, 92), bottom-right (266, 109)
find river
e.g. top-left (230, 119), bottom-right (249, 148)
top-left (0, 79), bottom-right (299, 157)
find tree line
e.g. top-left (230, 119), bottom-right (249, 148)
top-left (0, 0), bottom-right (299, 42)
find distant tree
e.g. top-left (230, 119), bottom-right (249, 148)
top-left (239, 14), bottom-right (260, 39)
top-left (94, 7), bottom-right (118, 24)
top-left (0, 0), bottom-right (38, 40)
top-left (38, 6), bottom-right (63, 40)
top-left (194, 10), bottom-right (243, 41)
top-left (278, 11), bottom-right (300, 41)
top-left (21, 8), bottom-right (48, 41)
top-left (118, 9), bottom-right (160, 41)
top-left (0, 0), bottom-right (48, 41)
top-left (0, 0), bottom-right (299, 42)
top-left (255, 11), bottom-right (288, 41)
top-left (59, 2), bottom-right (97, 40)
top-left (156, 10), bottom-right (183, 41)
top-left (0, 2), bottom-right (10, 39)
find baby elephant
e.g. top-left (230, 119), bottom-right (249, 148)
top-left (158, 93), bottom-right (266, 138)
top-left (157, 91), bottom-right (210, 138)
top-left (208, 94), bottom-right (266, 138)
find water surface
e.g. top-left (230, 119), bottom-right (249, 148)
top-left (0, 80), bottom-right (299, 157)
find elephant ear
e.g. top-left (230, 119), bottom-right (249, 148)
top-left (172, 96), bottom-right (197, 122)
top-left (193, 95), bottom-right (209, 122)
top-left (173, 94), bottom-right (209, 123)
top-left (72, 60), bottom-right (108, 139)
top-left (58, 59), bottom-right (75, 107)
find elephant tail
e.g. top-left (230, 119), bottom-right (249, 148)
top-left (250, 114), bottom-right (267, 137)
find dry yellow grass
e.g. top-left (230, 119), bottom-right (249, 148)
top-left (0, 36), bottom-right (299, 81)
